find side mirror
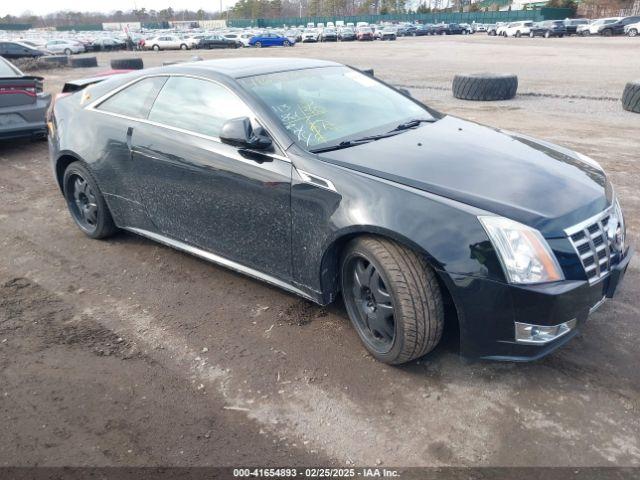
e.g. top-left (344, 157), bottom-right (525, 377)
top-left (220, 117), bottom-right (272, 150)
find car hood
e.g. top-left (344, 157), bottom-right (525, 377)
top-left (319, 115), bottom-right (610, 237)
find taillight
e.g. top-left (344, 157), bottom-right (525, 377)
top-left (0, 85), bottom-right (37, 97)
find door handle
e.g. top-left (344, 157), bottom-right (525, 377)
top-left (126, 126), bottom-right (133, 151)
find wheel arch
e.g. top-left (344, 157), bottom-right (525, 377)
top-left (54, 151), bottom-right (84, 192)
top-left (318, 226), bottom-right (462, 344)
top-left (319, 226), bottom-right (445, 294)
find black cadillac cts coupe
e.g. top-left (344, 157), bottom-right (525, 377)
top-left (48, 58), bottom-right (632, 364)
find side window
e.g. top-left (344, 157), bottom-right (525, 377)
top-left (97, 76), bottom-right (167, 119)
top-left (148, 76), bottom-right (252, 138)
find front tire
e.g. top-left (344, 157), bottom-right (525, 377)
top-left (63, 162), bottom-right (118, 239)
top-left (341, 236), bottom-right (444, 365)
top-left (64, 48), bottom-right (72, 55)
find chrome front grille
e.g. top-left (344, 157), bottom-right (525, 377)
top-left (566, 209), bottom-right (615, 284)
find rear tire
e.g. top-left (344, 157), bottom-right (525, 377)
top-left (284, 40), bottom-right (291, 46)
top-left (341, 236), bottom-right (444, 365)
top-left (254, 41), bottom-right (262, 48)
top-left (64, 48), bottom-right (72, 55)
top-left (62, 162), bottom-right (118, 239)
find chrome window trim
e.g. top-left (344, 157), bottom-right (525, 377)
top-left (125, 227), bottom-right (315, 302)
top-left (85, 72), bottom-right (290, 162)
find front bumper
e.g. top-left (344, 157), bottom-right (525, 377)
top-left (443, 245), bottom-right (633, 361)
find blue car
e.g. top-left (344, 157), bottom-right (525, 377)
top-left (248, 33), bottom-right (295, 48)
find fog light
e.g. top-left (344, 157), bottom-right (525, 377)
top-left (515, 319), bottom-right (577, 344)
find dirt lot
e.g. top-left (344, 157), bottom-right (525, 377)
top-left (1, 35), bottom-right (639, 467)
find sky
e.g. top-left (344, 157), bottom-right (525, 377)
top-left (2, 0), bottom-right (236, 17)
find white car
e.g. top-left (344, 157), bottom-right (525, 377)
top-left (183, 35), bottom-right (207, 48)
top-left (302, 28), bottom-right (320, 42)
top-left (45, 39), bottom-right (84, 55)
top-left (505, 21), bottom-right (534, 37)
top-left (496, 23), bottom-right (509, 36)
top-left (581, 17), bottom-right (621, 36)
top-left (224, 32), bottom-right (253, 47)
top-left (624, 21), bottom-right (640, 36)
top-left (145, 35), bottom-right (190, 51)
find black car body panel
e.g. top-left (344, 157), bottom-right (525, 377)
top-left (0, 41), bottom-right (46, 59)
top-left (199, 36), bottom-right (240, 48)
top-left (48, 58), bottom-right (632, 361)
top-left (531, 21), bottom-right (568, 37)
top-left (599, 15), bottom-right (640, 35)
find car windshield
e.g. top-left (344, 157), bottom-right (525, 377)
top-left (239, 66), bottom-right (433, 150)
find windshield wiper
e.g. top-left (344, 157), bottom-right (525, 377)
top-left (310, 118), bottom-right (435, 154)
top-left (392, 118), bottom-right (436, 131)
top-left (310, 131), bottom-right (403, 153)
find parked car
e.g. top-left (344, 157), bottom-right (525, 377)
top-left (183, 35), bottom-right (207, 49)
top-left (377, 26), bottom-right (398, 40)
top-left (319, 27), bottom-right (338, 42)
top-left (49, 58), bottom-right (632, 364)
top-left (529, 20), bottom-right (567, 38)
top-left (145, 35), bottom-right (190, 51)
top-left (356, 26), bottom-right (374, 40)
top-left (473, 23), bottom-right (487, 32)
top-left (495, 23), bottom-right (509, 36)
top-left (486, 24), bottom-right (498, 35)
top-left (598, 15), bottom-right (640, 36)
top-left (0, 56), bottom-right (50, 140)
top-left (0, 41), bottom-right (47, 59)
top-left (505, 21), bottom-right (534, 37)
top-left (45, 39), bottom-right (84, 55)
top-left (580, 17), bottom-right (621, 36)
top-left (414, 24), bottom-right (433, 36)
top-left (337, 27), bottom-right (356, 41)
top-left (459, 23), bottom-right (474, 34)
top-left (564, 19), bottom-right (590, 35)
top-left (91, 37), bottom-right (124, 51)
top-left (249, 33), bottom-right (294, 47)
top-left (434, 23), bottom-right (465, 35)
top-left (224, 32), bottom-right (254, 47)
top-left (301, 28), bottom-right (320, 42)
top-left (199, 35), bottom-right (242, 49)
top-left (624, 21), bottom-right (640, 36)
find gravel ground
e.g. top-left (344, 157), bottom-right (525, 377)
top-left (1, 35), bottom-right (639, 468)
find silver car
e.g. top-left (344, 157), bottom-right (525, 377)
top-left (45, 39), bottom-right (85, 55)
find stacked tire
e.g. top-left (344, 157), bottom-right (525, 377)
top-left (110, 58), bottom-right (144, 70)
top-left (69, 56), bottom-right (98, 68)
top-left (622, 80), bottom-right (640, 113)
top-left (452, 73), bottom-right (518, 101)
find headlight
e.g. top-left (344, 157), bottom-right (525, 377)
top-left (612, 198), bottom-right (626, 252)
top-left (479, 216), bottom-right (564, 284)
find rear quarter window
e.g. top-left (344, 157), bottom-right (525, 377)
top-left (96, 76), bottom-right (167, 119)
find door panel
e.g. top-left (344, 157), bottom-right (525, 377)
top-left (129, 123), bottom-right (293, 280)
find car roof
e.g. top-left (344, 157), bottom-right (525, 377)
top-left (166, 57), bottom-right (340, 79)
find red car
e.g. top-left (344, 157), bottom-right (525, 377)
top-left (356, 27), bottom-right (374, 40)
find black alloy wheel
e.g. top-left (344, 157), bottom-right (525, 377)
top-left (341, 236), bottom-right (444, 364)
top-left (343, 255), bottom-right (396, 353)
top-left (63, 162), bottom-right (118, 239)
top-left (67, 174), bottom-right (98, 233)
